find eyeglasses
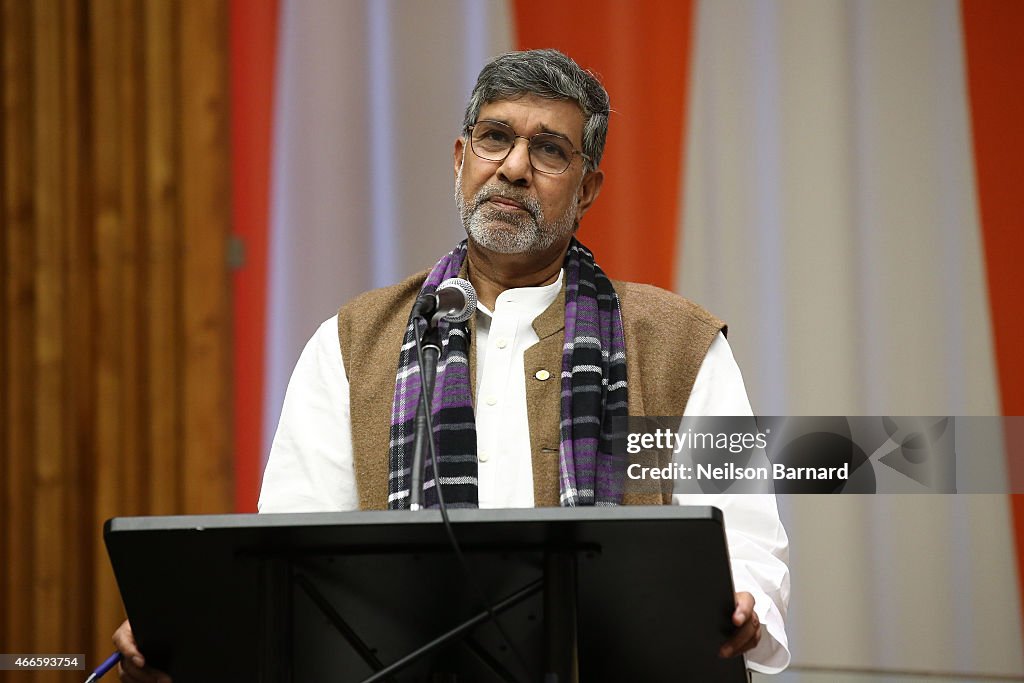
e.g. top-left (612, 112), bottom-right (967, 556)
top-left (466, 120), bottom-right (591, 175)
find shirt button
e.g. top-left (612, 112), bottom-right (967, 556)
top-left (535, 369), bottom-right (551, 381)
top-left (485, 396), bottom-right (497, 406)
top-left (495, 338), bottom-right (508, 349)
top-left (479, 451), bottom-right (490, 463)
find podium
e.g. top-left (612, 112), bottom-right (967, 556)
top-left (104, 506), bottom-right (748, 682)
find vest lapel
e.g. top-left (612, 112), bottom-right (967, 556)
top-left (524, 286), bottom-right (566, 507)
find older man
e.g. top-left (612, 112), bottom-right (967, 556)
top-left (115, 49), bottom-right (789, 680)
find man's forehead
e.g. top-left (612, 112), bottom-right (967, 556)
top-left (477, 95), bottom-right (585, 141)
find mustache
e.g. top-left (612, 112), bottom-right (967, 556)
top-left (474, 187), bottom-right (539, 218)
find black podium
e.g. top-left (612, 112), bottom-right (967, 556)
top-left (104, 506), bottom-right (748, 682)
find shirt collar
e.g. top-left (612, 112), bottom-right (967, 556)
top-left (476, 268), bottom-right (564, 321)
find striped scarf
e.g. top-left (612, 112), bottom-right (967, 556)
top-left (387, 238), bottom-right (628, 509)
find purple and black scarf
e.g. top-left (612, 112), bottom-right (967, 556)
top-left (387, 238), bottom-right (627, 508)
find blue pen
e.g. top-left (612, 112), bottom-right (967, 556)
top-left (84, 652), bottom-right (121, 683)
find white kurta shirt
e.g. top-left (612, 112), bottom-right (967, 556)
top-left (259, 272), bottom-right (791, 673)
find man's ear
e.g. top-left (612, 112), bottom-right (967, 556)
top-left (575, 169), bottom-right (604, 222)
top-left (453, 137), bottom-right (466, 179)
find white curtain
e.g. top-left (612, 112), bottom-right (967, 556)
top-left (264, 0), bottom-right (514, 456)
top-left (680, 0), bottom-right (1019, 676)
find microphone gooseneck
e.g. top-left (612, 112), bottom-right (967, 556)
top-left (406, 281), bottom-right (535, 679)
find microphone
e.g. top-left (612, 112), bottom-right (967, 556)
top-left (411, 278), bottom-right (477, 324)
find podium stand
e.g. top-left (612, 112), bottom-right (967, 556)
top-left (105, 506), bottom-right (748, 682)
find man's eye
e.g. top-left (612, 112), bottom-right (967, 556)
top-left (484, 130), bottom-right (511, 143)
top-left (536, 142), bottom-right (569, 160)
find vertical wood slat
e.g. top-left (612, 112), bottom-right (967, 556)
top-left (88, 0), bottom-right (127, 663)
top-left (143, 0), bottom-right (183, 516)
top-left (0, 0), bottom-right (7, 659)
top-left (64, 0), bottom-right (104, 664)
top-left (181, 0), bottom-right (232, 514)
top-left (30, 0), bottom-right (67, 662)
top-left (2, 0), bottom-right (36, 655)
top-left (60, 0), bottom-right (89, 656)
top-left (115, 0), bottom-right (144, 522)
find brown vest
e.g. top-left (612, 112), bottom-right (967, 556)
top-left (337, 270), bottom-right (726, 510)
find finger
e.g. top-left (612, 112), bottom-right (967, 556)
top-left (112, 620), bottom-right (146, 669)
top-left (733, 592), bottom-right (755, 626)
top-left (115, 644), bottom-right (171, 682)
top-left (118, 662), bottom-right (147, 683)
top-left (113, 620), bottom-right (173, 682)
top-left (720, 611), bottom-right (761, 657)
top-left (118, 660), bottom-right (172, 683)
top-left (118, 659), bottom-right (155, 683)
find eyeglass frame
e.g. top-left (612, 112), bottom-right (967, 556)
top-left (465, 119), bottom-right (593, 175)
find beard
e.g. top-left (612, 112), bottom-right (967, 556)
top-left (455, 164), bottom-right (578, 255)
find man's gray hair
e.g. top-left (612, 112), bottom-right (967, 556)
top-left (461, 49), bottom-right (610, 172)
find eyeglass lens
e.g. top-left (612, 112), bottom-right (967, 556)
top-left (470, 121), bottom-right (576, 174)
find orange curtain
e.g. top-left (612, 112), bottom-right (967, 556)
top-left (513, 0), bottom-right (695, 289)
top-left (230, 0), bottom-right (278, 512)
top-left (961, 0), bottom-right (1024, 632)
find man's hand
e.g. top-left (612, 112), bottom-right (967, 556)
top-left (719, 592), bottom-right (761, 658)
top-left (112, 619), bottom-right (172, 683)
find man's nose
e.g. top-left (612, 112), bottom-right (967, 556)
top-left (496, 137), bottom-right (533, 186)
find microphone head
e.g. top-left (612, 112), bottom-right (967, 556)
top-left (438, 277), bottom-right (477, 323)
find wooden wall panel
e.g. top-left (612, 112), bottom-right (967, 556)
top-left (2, 0), bottom-right (36, 659)
top-left (180, 0), bottom-right (231, 515)
top-left (0, 1), bottom-right (232, 677)
top-left (88, 0), bottom-right (127, 665)
top-left (142, 0), bottom-right (183, 519)
top-left (30, 0), bottom-right (68, 656)
top-left (58, 0), bottom-right (89, 657)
